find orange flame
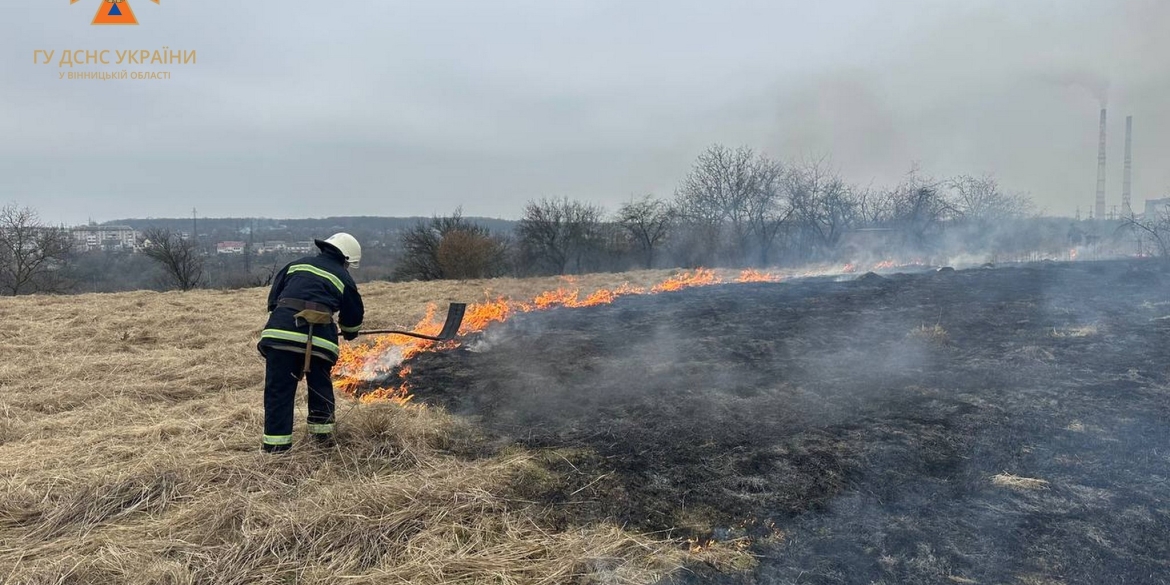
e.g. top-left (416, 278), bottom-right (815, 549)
top-left (333, 270), bottom-right (724, 402)
top-left (736, 269), bottom-right (782, 283)
top-left (334, 261), bottom-right (925, 404)
top-left (650, 269), bottom-right (720, 292)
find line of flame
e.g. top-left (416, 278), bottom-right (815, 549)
top-left (333, 261), bottom-right (921, 404)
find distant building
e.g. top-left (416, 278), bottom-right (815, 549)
top-left (216, 241), bottom-right (246, 254)
top-left (258, 241), bottom-right (287, 254)
top-left (1145, 198), bottom-right (1170, 219)
top-left (71, 225), bottom-right (139, 252)
top-left (286, 241), bottom-right (313, 255)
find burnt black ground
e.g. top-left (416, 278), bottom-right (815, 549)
top-left (371, 260), bottom-right (1170, 584)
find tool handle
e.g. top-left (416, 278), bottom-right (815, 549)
top-left (355, 329), bottom-right (448, 341)
top-left (301, 324), bottom-right (314, 378)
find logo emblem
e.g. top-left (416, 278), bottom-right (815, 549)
top-left (72, 0), bottom-right (160, 26)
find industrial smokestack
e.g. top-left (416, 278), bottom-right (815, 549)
top-left (1095, 108), bottom-right (1107, 219)
top-left (1122, 115), bottom-right (1133, 216)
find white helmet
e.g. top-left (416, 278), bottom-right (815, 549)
top-left (317, 232), bottom-right (361, 268)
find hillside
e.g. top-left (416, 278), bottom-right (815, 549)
top-left (0, 270), bottom-right (747, 584)
top-left (3, 261), bottom-right (1170, 584)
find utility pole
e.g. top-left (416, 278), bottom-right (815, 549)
top-left (245, 218), bottom-right (254, 276)
top-left (192, 207), bottom-right (197, 242)
top-left (1095, 108), bottom-right (1107, 220)
top-left (1122, 115), bottom-right (1133, 216)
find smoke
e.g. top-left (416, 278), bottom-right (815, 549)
top-left (337, 345), bottom-right (406, 382)
top-left (465, 328), bottom-right (509, 353)
top-left (747, 1), bottom-right (1170, 217)
top-left (1037, 68), bottom-right (1112, 107)
top-left (384, 257), bottom-right (1170, 583)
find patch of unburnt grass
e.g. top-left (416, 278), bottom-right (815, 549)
top-left (991, 473), bottom-right (1051, 491)
top-left (1006, 344), bottom-right (1057, 365)
top-left (1050, 323), bottom-right (1099, 338)
top-left (908, 323), bottom-right (950, 344)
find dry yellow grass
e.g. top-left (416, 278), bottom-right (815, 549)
top-left (1008, 345), bottom-right (1056, 363)
top-left (1050, 324), bottom-right (1099, 338)
top-left (909, 323), bottom-right (949, 344)
top-left (0, 270), bottom-right (754, 584)
top-left (991, 473), bottom-right (1050, 491)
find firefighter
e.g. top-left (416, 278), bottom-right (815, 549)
top-left (257, 233), bottom-right (364, 453)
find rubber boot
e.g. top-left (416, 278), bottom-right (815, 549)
top-left (311, 433), bottom-right (335, 448)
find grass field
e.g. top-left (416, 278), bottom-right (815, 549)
top-left (0, 270), bottom-right (749, 585)
top-left (4, 261), bottom-right (1169, 584)
top-left (355, 260), bottom-right (1170, 584)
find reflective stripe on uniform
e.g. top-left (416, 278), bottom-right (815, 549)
top-left (339, 323), bottom-right (362, 333)
top-left (307, 423), bottom-right (335, 434)
top-left (266, 343), bottom-right (336, 362)
top-left (287, 264), bottom-right (345, 294)
top-left (260, 329), bottom-right (340, 355)
top-left (263, 434), bottom-right (293, 446)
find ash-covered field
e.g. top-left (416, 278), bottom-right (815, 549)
top-left (371, 260), bottom-right (1170, 584)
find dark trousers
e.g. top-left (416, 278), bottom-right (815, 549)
top-left (262, 348), bottom-right (335, 452)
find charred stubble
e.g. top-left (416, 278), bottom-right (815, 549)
top-left (378, 260), bottom-right (1170, 584)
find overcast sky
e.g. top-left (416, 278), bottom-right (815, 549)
top-left (2, 0), bottom-right (1167, 224)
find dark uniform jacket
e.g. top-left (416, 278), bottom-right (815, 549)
top-left (257, 245), bottom-right (364, 363)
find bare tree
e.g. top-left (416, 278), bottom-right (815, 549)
top-left (395, 221), bottom-right (445, 282)
top-left (248, 256), bottom-right (282, 288)
top-left (595, 221), bottom-right (637, 272)
top-left (675, 144), bottom-right (789, 265)
top-left (393, 209), bottom-right (508, 281)
top-left (745, 158), bottom-right (792, 266)
top-left (395, 213), bottom-right (456, 281)
top-left (854, 186), bottom-right (893, 227)
top-left (675, 145), bottom-right (757, 261)
top-left (885, 167), bottom-right (955, 251)
top-left (0, 203), bottom-right (73, 295)
top-left (666, 217), bottom-right (723, 268)
top-left (1119, 209), bottom-right (1170, 258)
top-left (436, 229), bottom-right (509, 280)
top-left (617, 195), bottom-right (673, 268)
top-left (142, 227), bottom-right (204, 290)
top-left (949, 174), bottom-right (1033, 224)
top-left (517, 197), bottom-right (605, 275)
top-left (784, 158), bottom-right (856, 261)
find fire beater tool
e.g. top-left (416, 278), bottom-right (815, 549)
top-left (356, 302), bottom-right (467, 342)
top-left (331, 302), bottom-right (466, 428)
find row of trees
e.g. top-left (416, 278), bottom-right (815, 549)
top-left (4, 142), bottom-right (1167, 293)
top-left (665, 146), bottom-right (1036, 268)
top-left (393, 145), bottom-right (1042, 280)
top-left (391, 199), bottom-right (654, 281)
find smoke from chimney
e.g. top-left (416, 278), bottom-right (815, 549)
top-left (1122, 115), bottom-right (1133, 216)
top-left (1095, 108), bottom-right (1107, 219)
